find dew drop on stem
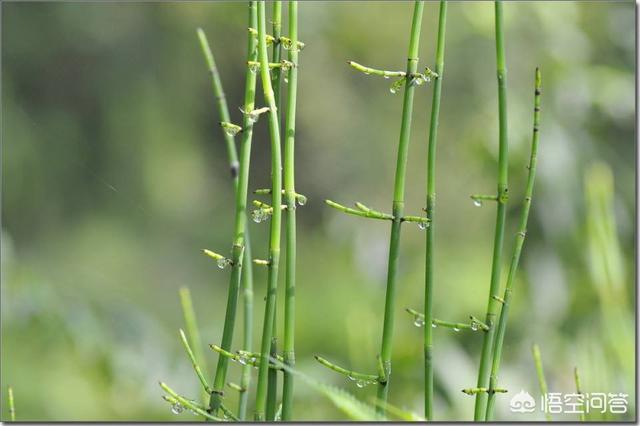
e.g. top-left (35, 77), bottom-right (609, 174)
top-left (171, 403), bottom-right (184, 415)
top-left (473, 199), bottom-right (483, 207)
top-left (453, 327), bottom-right (460, 332)
top-left (356, 379), bottom-right (366, 388)
top-left (217, 258), bottom-right (230, 269)
top-left (414, 316), bottom-right (425, 327)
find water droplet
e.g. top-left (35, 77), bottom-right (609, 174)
top-left (171, 403), bottom-right (184, 415)
top-left (431, 323), bottom-right (437, 328)
top-left (347, 374), bottom-right (356, 382)
top-left (453, 327), bottom-right (460, 332)
top-left (238, 355), bottom-right (248, 366)
top-left (252, 209), bottom-right (266, 223)
top-left (473, 199), bottom-right (483, 207)
top-left (383, 75), bottom-right (390, 79)
top-left (414, 316), bottom-right (425, 327)
top-left (297, 195), bottom-right (307, 206)
top-left (356, 380), bottom-right (366, 388)
top-left (221, 123), bottom-right (242, 137)
top-left (248, 62), bottom-right (260, 74)
top-left (418, 222), bottom-right (426, 230)
top-left (412, 75), bottom-right (425, 86)
top-left (284, 75), bottom-right (289, 84)
top-left (390, 79), bottom-right (405, 95)
top-left (470, 321), bottom-right (478, 331)
top-left (217, 258), bottom-right (229, 269)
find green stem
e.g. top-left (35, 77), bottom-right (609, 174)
top-left (266, 3), bottom-right (282, 421)
top-left (574, 367), bottom-right (586, 421)
top-left (314, 355), bottom-right (379, 382)
top-left (179, 329), bottom-right (212, 394)
top-left (423, 1), bottom-right (447, 420)
top-left (474, 1), bottom-right (509, 420)
top-left (376, 0), bottom-right (424, 411)
top-left (485, 67), bottom-right (541, 421)
top-left (160, 382), bottom-right (224, 421)
top-left (207, 1), bottom-right (259, 417)
top-left (254, 1), bottom-right (284, 420)
top-left (197, 28), bottom-right (238, 179)
top-left (532, 344), bottom-right (552, 421)
top-left (7, 387), bottom-right (15, 422)
top-left (179, 287), bottom-right (210, 406)
top-left (281, 0), bottom-right (299, 421)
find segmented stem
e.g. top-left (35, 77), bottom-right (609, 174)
top-left (423, 1), bottom-right (447, 420)
top-left (254, 0), bottom-right (284, 420)
top-left (281, 0), bottom-right (299, 420)
top-left (474, 1), bottom-right (509, 419)
top-left (207, 1), bottom-right (259, 417)
top-left (485, 67), bottom-right (541, 420)
top-left (376, 0), bottom-right (424, 410)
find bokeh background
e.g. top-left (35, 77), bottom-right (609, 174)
top-left (1, 1), bottom-right (635, 421)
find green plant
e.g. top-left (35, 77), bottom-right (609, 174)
top-left (473, 1), bottom-right (510, 419)
top-left (531, 343), bottom-right (552, 421)
top-left (196, 3), bottom-right (260, 417)
top-left (423, 1), bottom-right (448, 420)
top-left (179, 287), bottom-right (209, 406)
top-left (253, 1), bottom-right (284, 420)
top-left (319, 0), bottom-right (431, 411)
top-left (7, 387), bottom-right (15, 422)
top-left (281, 0), bottom-right (301, 420)
top-left (574, 367), bottom-right (586, 421)
top-left (485, 67), bottom-right (541, 420)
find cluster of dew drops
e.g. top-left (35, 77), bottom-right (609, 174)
top-left (346, 374), bottom-right (377, 389)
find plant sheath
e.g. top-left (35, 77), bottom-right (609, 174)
top-left (485, 67), bottom-right (541, 420)
top-left (474, 1), bottom-right (509, 419)
top-left (281, 0), bottom-right (299, 421)
top-left (254, 0), bottom-right (284, 420)
top-left (423, 0), bottom-right (447, 420)
top-left (206, 1), bottom-right (259, 417)
top-left (376, 0), bottom-right (424, 410)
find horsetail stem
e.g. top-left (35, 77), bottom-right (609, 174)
top-left (281, 0), bottom-right (300, 420)
top-left (196, 28), bottom-right (238, 179)
top-left (574, 367), bottom-right (586, 421)
top-left (423, 1), bottom-right (447, 420)
top-left (376, 0), bottom-right (424, 410)
top-left (485, 67), bottom-right (541, 421)
top-left (179, 329), bottom-right (212, 394)
top-left (203, 1), bottom-right (259, 418)
top-left (7, 387), bottom-right (15, 422)
top-left (178, 287), bottom-right (209, 406)
top-left (159, 382), bottom-right (224, 421)
top-left (314, 355), bottom-right (379, 383)
top-left (266, 3), bottom-right (283, 421)
top-left (254, 0), bottom-right (284, 420)
top-left (532, 344), bottom-right (552, 421)
top-left (474, 1), bottom-right (509, 419)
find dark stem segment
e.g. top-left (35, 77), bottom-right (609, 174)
top-left (474, 1), bottom-right (509, 420)
top-left (266, 2), bottom-right (283, 420)
top-left (281, 0), bottom-right (299, 421)
top-left (485, 68), bottom-right (541, 421)
top-left (208, 1), bottom-right (259, 418)
top-left (423, 1), bottom-right (447, 420)
top-left (375, 0), bottom-right (424, 411)
top-left (254, 0), bottom-right (284, 420)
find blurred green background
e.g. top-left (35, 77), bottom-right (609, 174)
top-left (1, 1), bottom-right (635, 421)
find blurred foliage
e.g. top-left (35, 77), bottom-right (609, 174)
top-left (1, 1), bottom-right (634, 421)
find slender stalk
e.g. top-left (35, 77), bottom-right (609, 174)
top-left (254, 1), bottom-right (284, 420)
top-left (207, 1), bottom-right (259, 417)
top-left (179, 329), bottom-right (212, 394)
top-left (375, 0), bottom-right (424, 410)
top-left (474, 1), bottom-right (509, 419)
top-left (532, 344), bottom-right (552, 421)
top-left (574, 367), bottom-right (586, 421)
top-left (266, 3), bottom-right (283, 421)
top-left (160, 382), bottom-right (224, 421)
top-left (485, 67), bottom-right (541, 421)
top-left (423, 1), bottom-right (447, 420)
top-left (179, 287), bottom-right (209, 405)
top-left (7, 387), bottom-right (15, 422)
top-left (281, 0), bottom-right (299, 420)
top-left (197, 28), bottom-right (238, 179)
